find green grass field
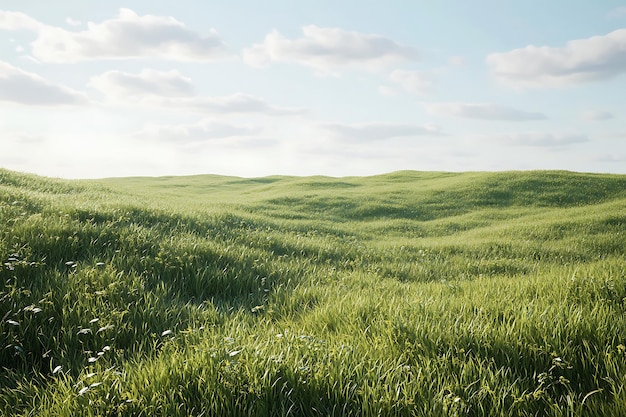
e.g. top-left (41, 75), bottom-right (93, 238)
top-left (1, 168), bottom-right (626, 416)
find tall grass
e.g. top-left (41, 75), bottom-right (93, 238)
top-left (1, 168), bottom-right (625, 416)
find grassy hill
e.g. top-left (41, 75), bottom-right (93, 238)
top-left (1, 168), bottom-right (625, 416)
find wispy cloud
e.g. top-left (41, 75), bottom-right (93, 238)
top-left (0, 8), bottom-right (228, 62)
top-left (90, 69), bottom-right (305, 115)
top-left (90, 69), bottom-right (195, 98)
top-left (172, 93), bottom-right (305, 115)
top-left (173, 93), bottom-right (305, 115)
top-left (425, 102), bottom-right (547, 121)
top-left (487, 29), bottom-right (626, 88)
top-left (494, 132), bottom-right (588, 147)
top-left (582, 110), bottom-right (614, 121)
top-left (320, 122), bottom-right (442, 142)
top-left (134, 119), bottom-right (261, 143)
top-left (117, 93), bottom-right (304, 116)
top-left (243, 25), bottom-right (418, 72)
top-left (0, 60), bottom-right (87, 105)
top-left (607, 6), bottom-right (626, 19)
top-left (597, 131), bottom-right (626, 140)
top-left (595, 154), bottom-right (626, 162)
top-left (386, 69), bottom-right (435, 95)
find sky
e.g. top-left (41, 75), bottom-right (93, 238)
top-left (1, 1), bottom-right (626, 179)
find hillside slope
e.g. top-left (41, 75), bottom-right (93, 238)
top-left (1, 169), bottom-right (626, 416)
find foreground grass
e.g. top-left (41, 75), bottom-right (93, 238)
top-left (1, 169), bottom-right (625, 416)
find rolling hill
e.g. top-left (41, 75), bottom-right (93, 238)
top-left (1, 168), bottom-right (625, 416)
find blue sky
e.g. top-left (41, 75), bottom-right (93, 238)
top-left (1, 1), bottom-right (625, 178)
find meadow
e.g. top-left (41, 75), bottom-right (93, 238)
top-left (1, 168), bottom-right (626, 416)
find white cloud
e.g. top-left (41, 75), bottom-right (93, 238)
top-left (90, 69), bottom-right (195, 98)
top-left (494, 132), bottom-right (588, 147)
top-left (0, 8), bottom-right (227, 62)
top-left (0, 60), bottom-right (87, 105)
top-left (0, 10), bottom-right (43, 31)
top-left (320, 122), bottom-right (442, 142)
top-left (387, 69), bottom-right (434, 95)
top-left (487, 29), bottom-right (626, 88)
top-left (582, 110), bottom-right (614, 121)
top-left (90, 69), bottom-right (305, 115)
top-left (243, 25), bottom-right (418, 72)
top-left (425, 102), bottom-right (547, 121)
top-left (134, 119), bottom-right (260, 143)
